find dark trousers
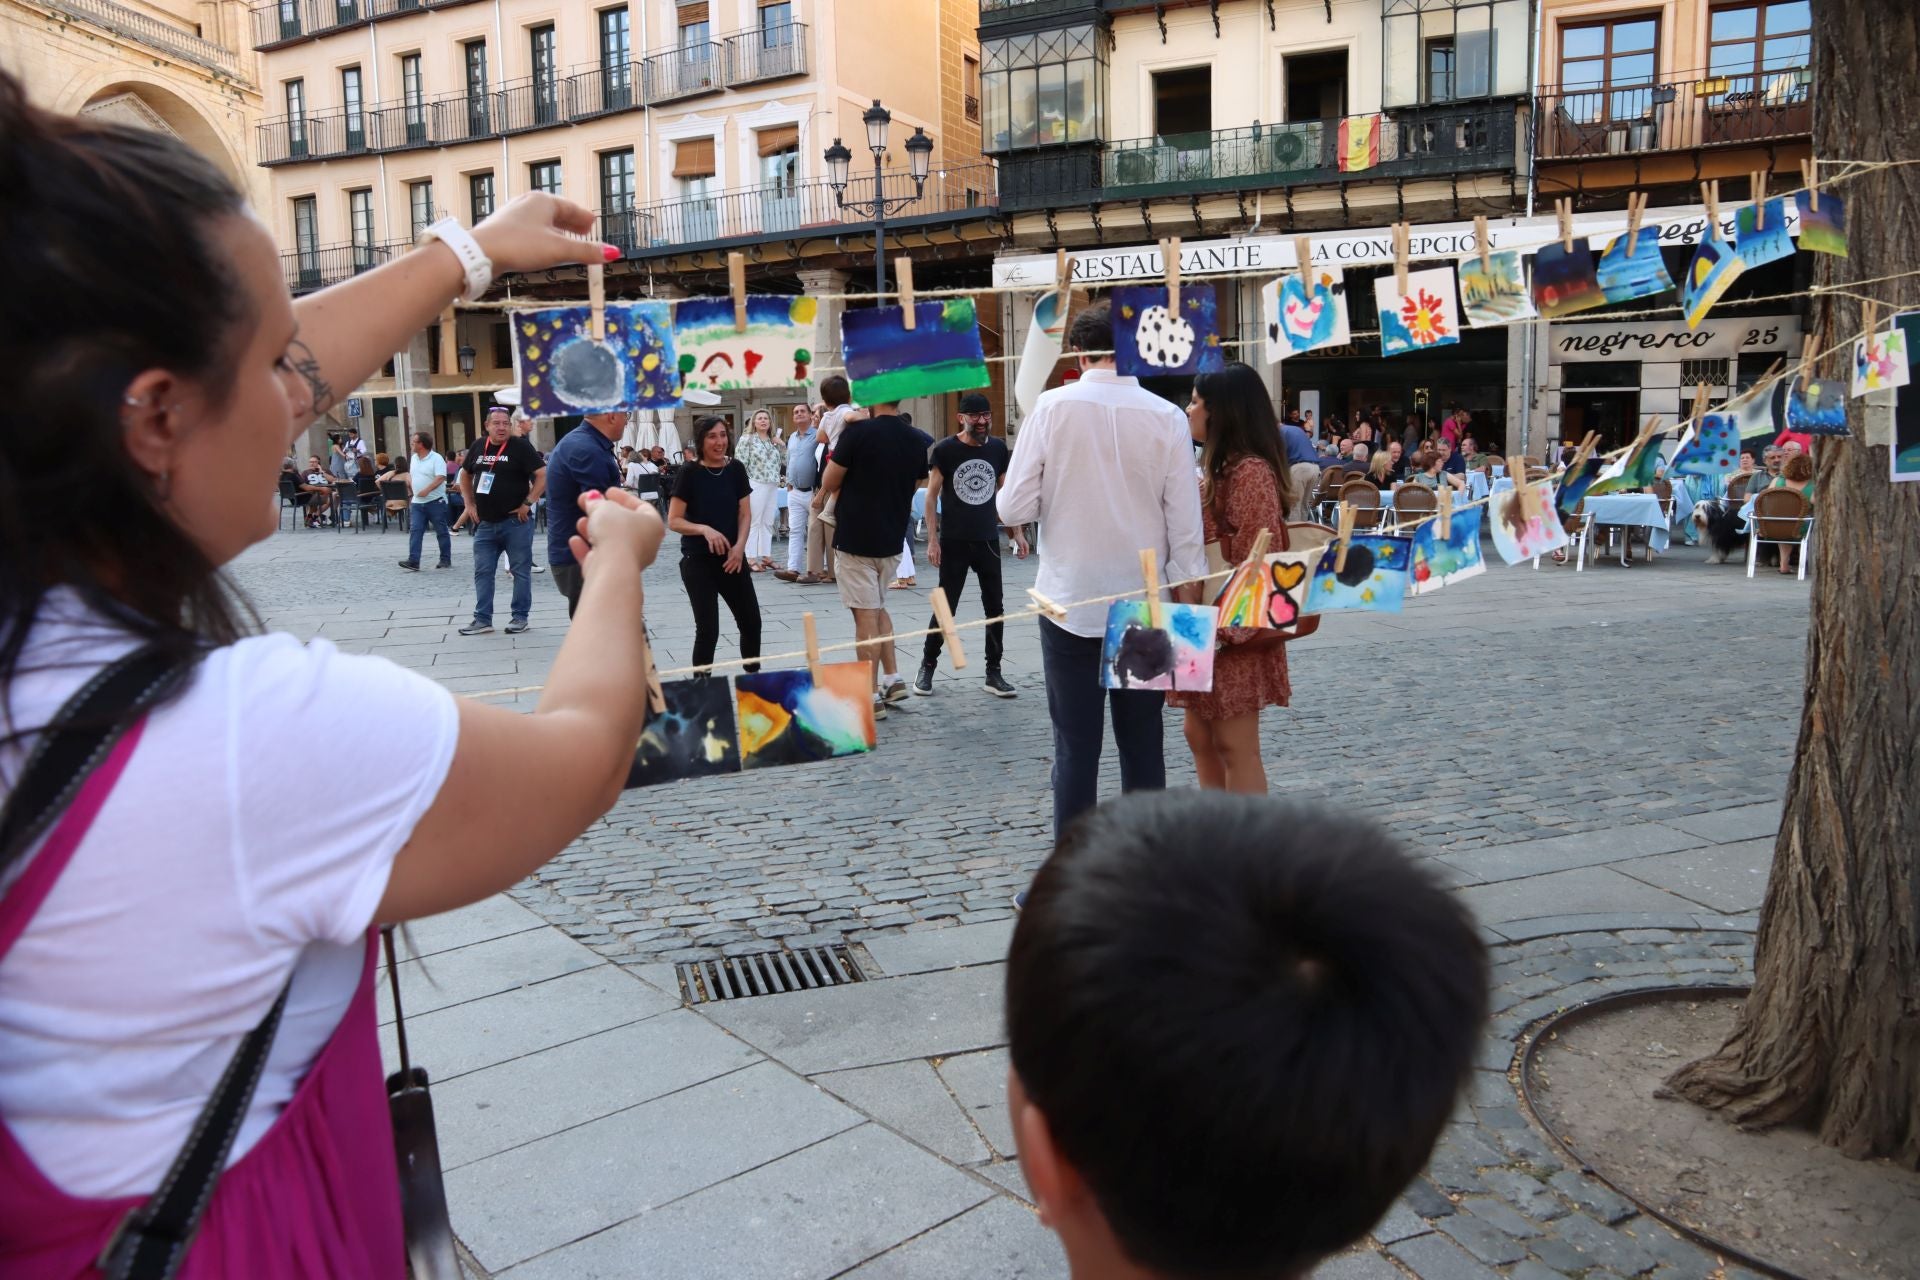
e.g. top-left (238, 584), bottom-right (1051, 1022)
top-left (1039, 617), bottom-right (1165, 841)
top-left (923, 539), bottom-right (1004, 668)
top-left (680, 551), bottom-right (763, 673)
top-left (550, 561), bottom-right (584, 617)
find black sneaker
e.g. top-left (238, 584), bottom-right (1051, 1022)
top-left (458, 621), bottom-right (493, 636)
top-left (505, 618), bottom-right (530, 634)
top-left (398, 561), bottom-right (419, 572)
top-left (911, 661), bottom-right (936, 696)
top-left (434, 560), bottom-right (452, 569)
top-left (983, 669), bottom-right (1017, 698)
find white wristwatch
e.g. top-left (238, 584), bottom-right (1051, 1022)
top-left (421, 216), bottom-right (493, 302)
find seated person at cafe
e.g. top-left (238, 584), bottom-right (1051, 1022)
top-left (1395, 449), bottom-right (1467, 495)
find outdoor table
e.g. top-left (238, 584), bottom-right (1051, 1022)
top-left (1583, 493), bottom-right (1670, 565)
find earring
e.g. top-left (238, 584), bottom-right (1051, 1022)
top-left (124, 395), bottom-right (140, 407)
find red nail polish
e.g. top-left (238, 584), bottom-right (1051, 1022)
top-left (601, 244), bottom-right (620, 262)
top-left (582, 489), bottom-right (602, 502)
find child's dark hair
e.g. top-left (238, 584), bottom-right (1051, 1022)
top-left (1006, 792), bottom-right (1487, 1279)
top-left (1067, 301), bottom-right (1113, 355)
top-left (819, 373), bottom-right (851, 407)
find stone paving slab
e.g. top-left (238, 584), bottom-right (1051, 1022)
top-left (1616, 839), bottom-right (1777, 914)
top-left (838, 1196), bottom-right (1065, 1278)
top-left (813, 1060), bottom-right (994, 1165)
top-left (1435, 823), bottom-right (1706, 885)
top-left (933, 1047), bottom-right (1016, 1160)
top-left (1658, 801), bottom-right (1782, 845)
top-left (378, 926), bottom-right (605, 1024)
top-left (1453, 865), bottom-right (1712, 926)
top-left (859, 920), bottom-right (1017, 976)
top-left (401, 895), bottom-right (546, 958)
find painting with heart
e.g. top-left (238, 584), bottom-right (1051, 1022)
top-left (1211, 551), bottom-right (1316, 630)
top-left (1262, 267), bottom-right (1351, 360)
top-left (1410, 507), bottom-right (1485, 595)
top-left (1373, 268), bottom-right (1462, 357)
top-left (1099, 601), bottom-right (1217, 691)
top-left (1302, 535), bottom-right (1413, 613)
top-left (515, 302), bottom-right (679, 415)
top-left (840, 299), bottom-right (991, 403)
top-left (673, 296), bottom-right (816, 393)
top-left (1113, 285), bottom-right (1225, 377)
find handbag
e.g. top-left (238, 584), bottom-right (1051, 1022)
top-left (380, 927), bottom-right (463, 1280)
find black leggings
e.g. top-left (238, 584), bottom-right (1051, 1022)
top-left (680, 551), bottom-right (762, 673)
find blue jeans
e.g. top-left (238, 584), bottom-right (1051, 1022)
top-left (1039, 617), bottom-right (1166, 842)
top-left (407, 498), bottom-right (451, 566)
top-left (471, 516), bottom-right (533, 625)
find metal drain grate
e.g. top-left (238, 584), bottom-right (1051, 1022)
top-left (677, 945), bottom-right (865, 1005)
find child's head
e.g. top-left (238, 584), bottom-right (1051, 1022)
top-left (1006, 792), bottom-right (1487, 1280)
top-left (819, 373), bottom-right (852, 408)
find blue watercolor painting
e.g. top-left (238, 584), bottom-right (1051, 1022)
top-left (1795, 191), bottom-right (1847, 256)
top-left (734, 663), bottom-right (876, 768)
top-left (515, 302), bottom-right (679, 415)
top-left (1410, 508), bottom-right (1485, 596)
top-left (1670, 411), bottom-right (1744, 477)
top-left (1682, 237), bottom-right (1746, 330)
top-left (1595, 229), bottom-right (1675, 304)
top-left (1786, 373), bottom-right (1849, 435)
top-left (1114, 285), bottom-right (1226, 377)
top-left (1099, 601), bottom-right (1218, 691)
top-left (1554, 456), bottom-right (1605, 522)
top-left (674, 295), bottom-right (816, 392)
top-left (1262, 268), bottom-right (1351, 359)
top-left (1532, 238), bottom-right (1607, 318)
top-left (1458, 250), bottom-right (1536, 328)
top-left (623, 676), bottom-right (739, 789)
top-left (1734, 199), bottom-right (1795, 268)
top-left (1303, 535), bottom-right (1413, 614)
top-left (840, 299), bottom-right (990, 404)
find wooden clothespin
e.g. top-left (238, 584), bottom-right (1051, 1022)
top-left (1801, 158), bottom-right (1819, 211)
top-left (727, 251), bottom-right (747, 331)
top-left (1473, 216), bottom-right (1492, 272)
top-left (896, 256), bottom-right (916, 329)
top-left (1863, 298), bottom-right (1880, 341)
top-left (1242, 527), bottom-right (1273, 568)
top-left (1437, 485), bottom-right (1453, 539)
top-left (1333, 502), bottom-right (1357, 574)
top-left (439, 304), bottom-right (457, 370)
top-left (1801, 333), bottom-right (1820, 377)
top-left (1139, 547), bottom-right (1163, 629)
top-left (1625, 191), bottom-right (1647, 256)
top-left (1568, 430), bottom-right (1599, 479)
top-left (587, 262), bottom-right (606, 341)
top-left (1555, 198), bottom-right (1575, 253)
top-left (1391, 222), bottom-right (1410, 296)
top-left (1507, 454), bottom-right (1541, 522)
top-left (1751, 171), bottom-right (1768, 228)
top-left (1027, 588), bottom-right (1069, 621)
top-left (802, 611), bottom-right (822, 684)
top-left (1691, 380), bottom-right (1710, 424)
top-left (930, 587), bottom-right (967, 670)
top-left (1701, 180), bottom-right (1723, 241)
top-left (1160, 237), bottom-right (1182, 312)
top-left (1294, 235), bottom-right (1314, 277)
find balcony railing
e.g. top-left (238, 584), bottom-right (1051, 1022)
top-left (45, 0), bottom-right (246, 78)
top-left (569, 64), bottom-right (639, 120)
top-left (997, 102), bottom-right (1517, 212)
top-left (280, 240), bottom-right (407, 294)
top-left (1535, 67), bottom-right (1812, 161)
top-left (723, 22), bottom-right (808, 86)
top-left (595, 162), bottom-right (998, 259)
top-left (247, 0), bottom-right (479, 50)
top-left (495, 76), bottom-right (566, 134)
top-left (431, 90), bottom-right (494, 144)
top-left (640, 43), bottom-right (724, 104)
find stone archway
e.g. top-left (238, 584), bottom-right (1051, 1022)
top-left (66, 76), bottom-right (251, 188)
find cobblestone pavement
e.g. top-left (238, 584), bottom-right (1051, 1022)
top-left (231, 521), bottom-right (1808, 965)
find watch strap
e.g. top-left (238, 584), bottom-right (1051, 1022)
top-left (422, 217), bottom-right (492, 303)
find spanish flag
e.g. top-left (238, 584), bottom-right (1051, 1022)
top-left (1338, 115), bottom-right (1380, 172)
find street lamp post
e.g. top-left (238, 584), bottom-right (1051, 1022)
top-left (824, 100), bottom-right (934, 304)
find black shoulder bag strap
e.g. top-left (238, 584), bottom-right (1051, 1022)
top-left (0, 646), bottom-right (288, 1280)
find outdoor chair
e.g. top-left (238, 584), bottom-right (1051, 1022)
top-left (276, 473), bottom-right (303, 531)
top-left (379, 480), bottom-right (411, 530)
top-left (1650, 477), bottom-right (1675, 522)
top-left (329, 481), bottom-right (356, 532)
top-left (1389, 483), bottom-right (1436, 530)
top-left (1747, 488), bottom-right (1813, 580)
top-left (346, 475), bottom-right (384, 531)
top-left (1339, 478), bottom-right (1385, 532)
top-left (1725, 474), bottom-right (1753, 502)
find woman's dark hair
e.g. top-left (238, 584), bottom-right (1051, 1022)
top-left (0, 70), bottom-right (256, 735)
top-left (1067, 302), bottom-right (1113, 356)
top-left (693, 415), bottom-right (732, 457)
top-left (818, 374), bottom-right (851, 408)
top-left (356, 455), bottom-right (375, 475)
top-left (1192, 362), bottom-right (1293, 520)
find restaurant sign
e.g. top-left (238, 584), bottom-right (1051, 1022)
top-left (1549, 317), bottom-right (1800, 363)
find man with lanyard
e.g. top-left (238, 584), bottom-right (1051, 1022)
top-left (544, 410), bottom-right (626, 618)
top-left (913, 393), bottom-right (1025, 698)
top-left (458, 404), bottom-right (545, 634)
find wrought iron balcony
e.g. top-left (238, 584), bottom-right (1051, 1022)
top-left (640, 43), bottom-right (724, 105)
top-left (1535, 67), bottom-right (1812, 162)
top-left (723, 22), bottom-right (808, 86)
top-left (280, 240), bottom-right (406, 295)
top-left (595, 162), bottom-right (997, 260)
top-left (568, 64), bottom-right (640, 120)
top-left (494, 76), bottom-right (567, 134)
top-left (997, 102), bottom-right (1518, 212)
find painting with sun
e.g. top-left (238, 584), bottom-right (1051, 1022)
top-left (1373, 268), bottom-right (1462, 357)
top-left (514, 302), bottom-right (679, 415)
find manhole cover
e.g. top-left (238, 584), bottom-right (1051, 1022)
top-left (677, 945), bottom-right (865, 1005)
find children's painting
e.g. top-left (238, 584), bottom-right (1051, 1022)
top-left (1589, 430), bottom-right (1668, 496)
top-left (515, 302), bottom-right (679, 416)
top-left (673, 296), bottom-right (815, 393)
top-left (1531, 238), bottom-right (1607, 319)
top-left (1263, 267), bottom-right (1352, 360)
top-left (1114, 285), bottom-right (1225, 377)
top-left (1488, 486), bottom-right (1570, 565)
top-left (1458, 250), bottom-right (1536, 328)
top-left (1212, 551), bottom-right (1316, 630)
top-left (1595, 230), bottom-right (1675, 305)
top-left (623, 676), bottom-right (739, 789)
top-left (1682, 237), bottom-right (1746, 330)
top-left (1669, 411), bottom-right (1743, 477)
top-left (1100, 601), bottom-right (1217, 691)
top-left (1554, 456), bottom-right (1605, 521)
top-left (1894, 312), bottom-right (1920, 482)
top-left (1726, 377), bottom-right (1783, 446)
top-left (1850, 326), bottom-right (1911, 397)
top-left (1373, 268), bottom-right (1462, 357)
top-left (734, 663), bottom-right (877, 769)
top-left (1786, 373), bottom-right (1848, 435)
top-left (1734, 199), bottom-right (1794, 268)
top-left (1410, 507), bottom-right (1485, 596)
top-left (1795, 191), bottom-right (1847, 257)
top-left (1303, 535), bottom-right (1412, 613)
top-left (840, 299), bottom-right (990, 404)
top-left (1014, 287), bottom-right (1069, 416)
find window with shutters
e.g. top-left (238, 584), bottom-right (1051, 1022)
top-left (400, 53), bottom-right (425, 143)
top-left (469, 171), bottom-right (495, 222)
top-left (530, 24), bottom-right (558, 123)
top-left (600, 7), bottom-right (632, 104)
top-left (757, 125), bottom-right (799, 192)
top-left (678, 2), bottom-right (711, 59)
top-left (760, 0), bottom-right (792, 46)
top-left (462, 40), bottom-right (490, 137)
top-left (673, 136), bottom-right (716, 200)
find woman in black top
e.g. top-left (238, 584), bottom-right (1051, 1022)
top-left (669, 415), bottom-right (762, 673)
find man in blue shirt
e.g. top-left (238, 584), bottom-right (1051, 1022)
top-left (1280, 419), bottom-right (1319, 467)
top-left (544, 411), bottom-right (626, 617)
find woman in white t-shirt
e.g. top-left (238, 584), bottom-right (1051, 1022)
top-left (0, 74), bottom-right (664, 1277)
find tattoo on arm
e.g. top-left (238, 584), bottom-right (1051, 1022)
top-left (287, 337), bottom-right (335, 415)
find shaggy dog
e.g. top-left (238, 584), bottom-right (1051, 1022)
top-left (1690, 499), bottom-right (1750, 565)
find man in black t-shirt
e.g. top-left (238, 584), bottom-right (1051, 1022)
top-left (457, 407), bottom-right (546, 635)
top-left (914, 394), bottom-right (1025, 698)
top-left (812, 402), bottom-right (929, 709)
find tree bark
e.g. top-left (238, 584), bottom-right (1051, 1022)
top-left (1662, 0), bottom-right (1920, 1169)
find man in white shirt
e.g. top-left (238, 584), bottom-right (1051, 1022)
top-left (398, 431), bottom-right (452, 570)
top-left (997, 301), bottom-right (1207, 841)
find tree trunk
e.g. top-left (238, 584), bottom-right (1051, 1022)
top-left (1662, 0), bottom-right (1920, 1168)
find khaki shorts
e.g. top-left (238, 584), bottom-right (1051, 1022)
top-left (836, 552), bottom-right (901, 609)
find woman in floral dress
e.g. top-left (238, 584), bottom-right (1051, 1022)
top-left (736, 408), bottom-right (785, 571)
top-left (1170, 362), bottom-right (1295, 794)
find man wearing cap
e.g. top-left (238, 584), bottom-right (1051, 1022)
top-left (914, 394), bottom-right (1024, 698)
